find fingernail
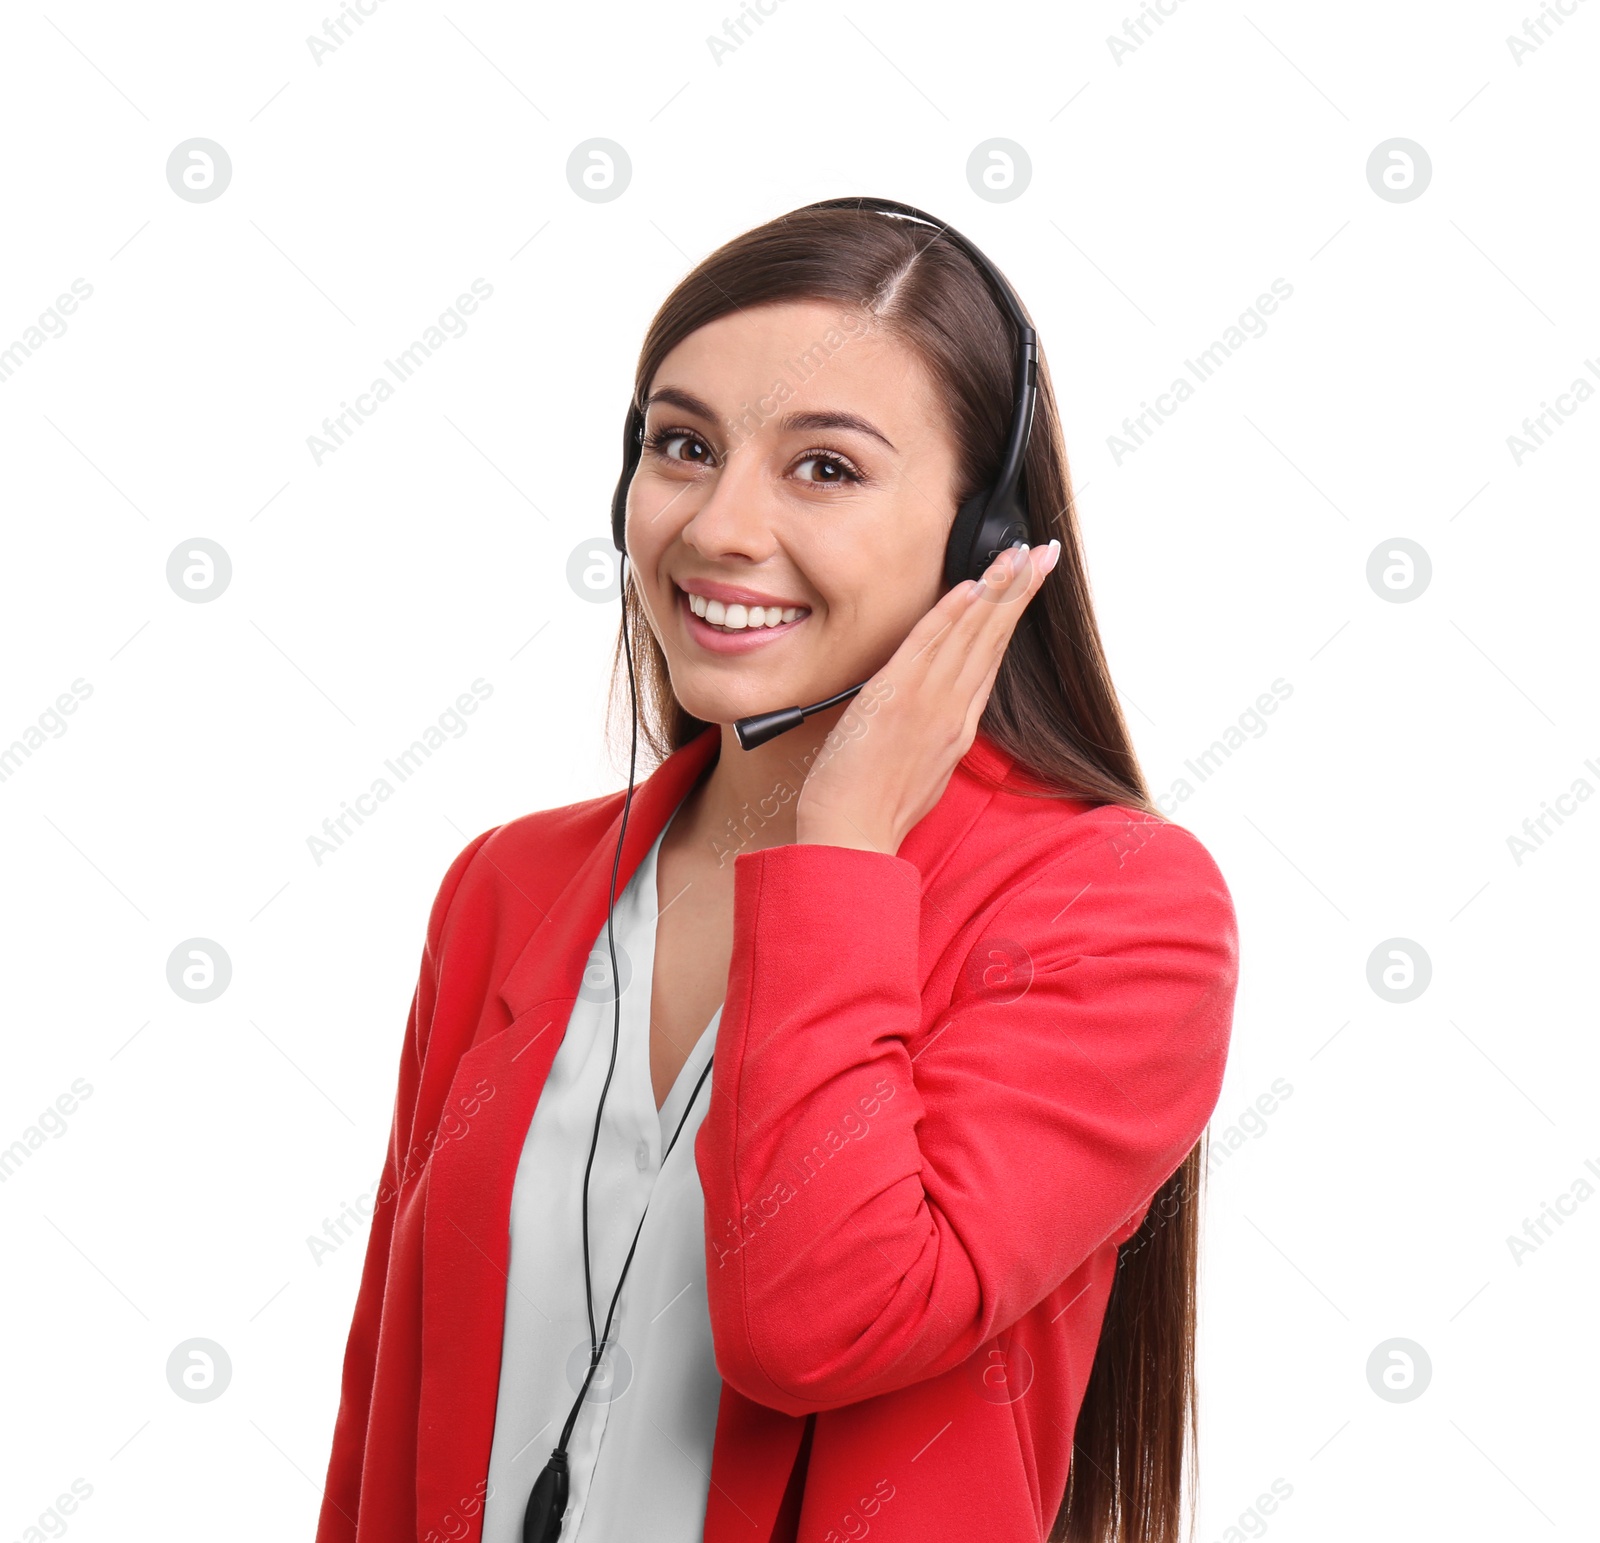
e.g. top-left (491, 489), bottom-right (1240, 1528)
top-left (1040, 539), bottom-right (1061, 575)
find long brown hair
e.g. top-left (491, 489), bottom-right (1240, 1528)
top-left (606, 203), bottom-right (1207, 1543)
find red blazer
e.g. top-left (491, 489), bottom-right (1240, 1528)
top-left (314, 725), bottom-right (1239, 1543)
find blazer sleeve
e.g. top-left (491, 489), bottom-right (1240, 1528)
top-left (695, 809), bottom-right (1239, 1418)
top-left (314, 830), bottom-right (495, 1543)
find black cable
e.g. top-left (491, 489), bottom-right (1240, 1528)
top-left (577, 552), bottom-right (641, 1365)
top-left (562, 1051), bottom-right (715, 1442)
top-left (522, 552), bottom-right (715, 1543)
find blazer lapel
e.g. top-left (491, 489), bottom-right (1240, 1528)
top-left (414, 725), bottom-right (720, 1535)
top-left (496, 724), bottom-right (722, 1025)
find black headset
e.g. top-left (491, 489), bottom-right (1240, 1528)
top-left (522, 196), bottom-right (1040, 1542)
top-left (609, 194), bottom-right (1040, 751)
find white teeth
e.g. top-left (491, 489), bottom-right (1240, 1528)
top-left (683, 586), bottom-right (808, 631)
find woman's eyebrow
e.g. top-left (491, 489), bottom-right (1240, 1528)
top-left (780, 409), bottom-right (896, 453)
top-left (644, 386), bottom-right (897, 453)
top-left (644, 385), bottom-right (719, 421)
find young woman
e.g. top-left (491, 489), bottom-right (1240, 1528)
top-left (315, 199), bottom-right (1239, 1543)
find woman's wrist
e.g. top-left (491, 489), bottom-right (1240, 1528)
top-left (794, 805), bottom-right (897, 855)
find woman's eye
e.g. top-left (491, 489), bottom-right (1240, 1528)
top-left (651, 430), bottom-right (713, 465)
top-left (793, 452), bottom-right (858, 485)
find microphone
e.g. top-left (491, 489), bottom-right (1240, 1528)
top-left (733, 681), bottom-right (866, 751)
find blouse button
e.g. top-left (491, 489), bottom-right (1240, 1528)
top-left (635, 1138), bottom-right (651, 1171)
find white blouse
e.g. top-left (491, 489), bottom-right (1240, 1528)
top-left (480, 821), bottom-right (723, 1543)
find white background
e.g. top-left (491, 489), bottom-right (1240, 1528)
top-left (2, 2), bottom-right (1596, 1539)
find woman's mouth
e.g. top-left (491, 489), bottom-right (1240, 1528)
top-left (676, 582), bottom-right (811, 654)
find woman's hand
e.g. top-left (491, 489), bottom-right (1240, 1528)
top-left (794, 538), bottom-right (1060, 855)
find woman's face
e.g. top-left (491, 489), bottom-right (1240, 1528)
top-left (624, 299), bottom-right (964, 728)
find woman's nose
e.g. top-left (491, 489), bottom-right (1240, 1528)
top-left (679, 439), bottom-right (780, 561)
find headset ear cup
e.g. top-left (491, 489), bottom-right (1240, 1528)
top-left (944, 487), bottom-right (993, 590)
top-left (944, 486), bottom-right (1031, 589)
top-left (611, 406), bottom-right (644, 554)
top-left (610, 481), bottom-right (627, 555)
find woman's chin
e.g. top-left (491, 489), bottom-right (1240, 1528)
top-left (670, 666), bottom-right (866, 731)
top-left (677, 695), bottom-right (788, 729)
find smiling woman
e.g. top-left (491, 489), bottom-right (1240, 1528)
top-left (314, 199), bottom-right (1240, 1543)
